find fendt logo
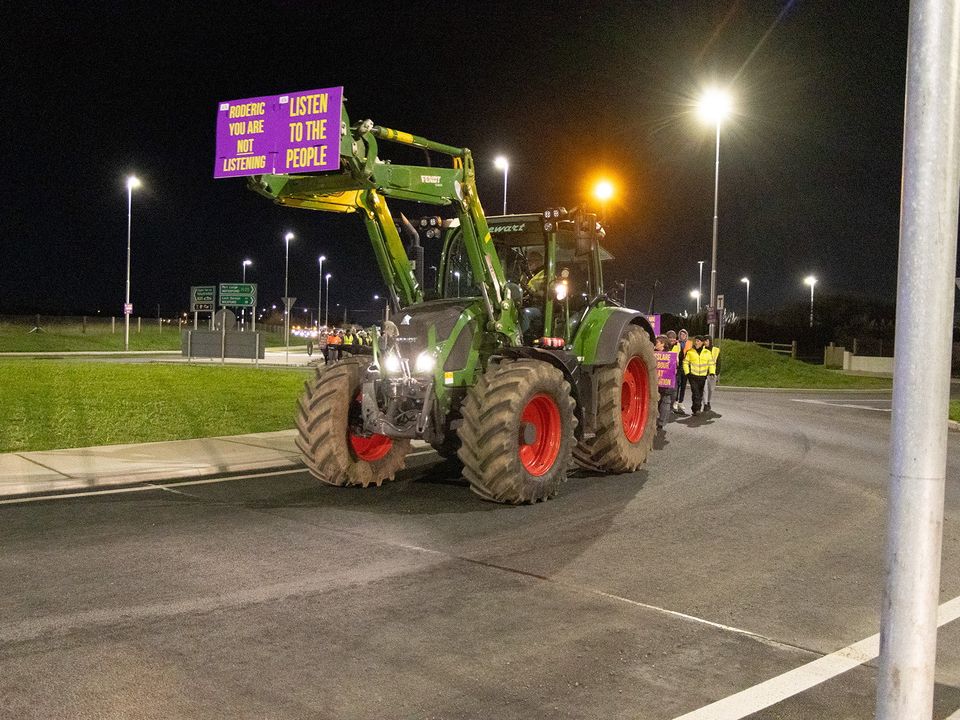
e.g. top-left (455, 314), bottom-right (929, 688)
top-left (420, 175), bottom-right (442, 186)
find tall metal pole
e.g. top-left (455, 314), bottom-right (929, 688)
top-left (708, 123), bottom-right (721, 339)
top-left (317, 256), bottom-right (325, 334)
top-left (698, 260), bottom-right (704, 312)
top-left (284, 234), bottom-right (291, 365)
top-left (124, 183), bottom-right (133, 351)
top-left (877, 2), bottom-right (960, 717)
top-left (324, 274), bottom-right (331, 328)
top-left (744, 280), bottom-right (750, 343)
top-left (808, 283), bottom-right (815, 328)
top-left (502, 164), bottom-right (508, 215)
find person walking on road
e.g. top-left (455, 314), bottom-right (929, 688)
top-left (704, 336), bottom-right (721, 412)
top-left (673, 329), bottom-right (691, 415)
top-left (683, 335), bottom-right (714, 415)
top-left (654, 335), bottom-right (675, 431)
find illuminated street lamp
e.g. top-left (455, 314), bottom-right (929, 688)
top-left (593, 179), bottom-right (614, 220)
top-left (324, 273), bottom-right (332, 327)
top-left (241, 259), bottom-right (252, 329)
top-left (284, 231), bottom-right (294, 364)
top-left (741, 277), bottom-right (750, 342)
top-left (494, 156), bottom-right (509, 215)
top-left (123, 175), bottom-right (141, 351)
top-left (317, 255), bottom-right (326, 333)
top-left (454, 270), bottom-right (461, 297)
top-left (698, 260), bottom-right (705, 306)
top-left (690, 289), bottom-right (701, 314)
top-left (697, 86), bottom-right (733, 339)
top-left (804, 275), bottom-right (817, 328)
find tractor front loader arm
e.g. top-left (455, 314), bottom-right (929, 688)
top-left (248, 104), bottom-right (520, 342)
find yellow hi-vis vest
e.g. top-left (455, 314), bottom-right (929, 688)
top-left (683, 347), bottom-right (715, 377)
top-left (710, 346), bottom-right (721, 374)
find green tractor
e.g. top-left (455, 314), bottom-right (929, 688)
top-left (249, 99), bottom-right (658, 504)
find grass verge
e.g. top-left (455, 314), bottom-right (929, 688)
top-left (950, 401), bottom-right (960, 423)
top-left (719, 340), bottom-right (892, 389)
top-left (0, 359), bottom-right (310, 452)
top-left (0, 322), bottom-right (287, 352)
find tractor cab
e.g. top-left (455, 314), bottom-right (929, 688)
top-left (436, 212), bottom-right (613, 344)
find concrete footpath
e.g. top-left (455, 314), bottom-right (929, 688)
top-left (0, 430), bottom-right (304, 497)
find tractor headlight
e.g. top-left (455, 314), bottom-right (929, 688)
top-left (555, 281), bottom-right (569, 301)
top-left (415, 351), bottom-right (436, 374)
top-left (383, 351), bottom-right (402, 374)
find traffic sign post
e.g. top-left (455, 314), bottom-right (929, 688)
top-left (191, 285), bottom-right (216, 329)
top-left (281, 296), bottom-right (296, 364)
top-left (219, 283), bottom-right (257, 331)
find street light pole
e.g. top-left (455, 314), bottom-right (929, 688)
top-left (324, 273), bottom-right (331, 328)
top-left (741, 277), bottom-right (750, 342)
top-left (494, 156), bottom-right (509, 214)
top-left (241, 259), bottom-right (252, 330)
top-left (697, 88), bottom-right (732, 340)
top-left (690, 290), bottom-right (700, 315)
top-left (284, 231), bottom-right (293, 364)
top-left (123, 175), bottom-right (141, 351)
top-left (709, 122), bottom-right (721, 337)
top-left (698, 260), bottom-right (705, 309)
top-left (318, 255), bottom-right (326, 334)
top-left (804, 275), bottom-right (817, 328)
top-left (454, 271), bottom-right (461, 297)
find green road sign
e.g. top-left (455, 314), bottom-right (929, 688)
top-left (191, 285), bottom-right (216, 312)
top-left (219, 282), bottom-right (257, 307)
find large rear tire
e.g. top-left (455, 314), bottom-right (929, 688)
top-left (296, 357), bottom-right (410, 487)
top-left (574, 326), bottom-right (658, 473)
top-left (458, 359), bottom-right (577, 504)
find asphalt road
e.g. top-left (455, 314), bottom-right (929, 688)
top-left (2, 389), bottom-right (959, 719)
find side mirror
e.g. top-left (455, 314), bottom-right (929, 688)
top-left (575, 212), bottom-right (597, 256)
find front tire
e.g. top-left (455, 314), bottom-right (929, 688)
top-left (296, 357), bottom-right (410, 487)
top-left (575, 326), bottom-right (658, 473)
top-left (458, 359), bottom-right (577, 504)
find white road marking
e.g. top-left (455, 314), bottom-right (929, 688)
top-left (672, 596), bottom-right (960, 720)
top-left (0, 449), bottom-right (440, 506)
top-left (791, 398), bottom-right (892, 412)
top-left (946, 707), bottom-right (960, 719)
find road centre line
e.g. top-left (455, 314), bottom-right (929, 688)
top-left (0, 449), bottom-right (440, 506)
top-left (672, 596), bottom-right (960, 720)
top-left (791, 398), bottom-right (892, 412)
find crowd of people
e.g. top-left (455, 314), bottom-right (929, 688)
top-left (316, 326), bottom-right (372, 363)
top-left (653, 328), bottom-right (721, 432)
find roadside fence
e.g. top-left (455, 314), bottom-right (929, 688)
top-left (753, 340), bottom-right (798, 359)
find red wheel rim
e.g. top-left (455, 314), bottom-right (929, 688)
top-left (518, 393), bottom-right (562, 476)
top-left (621, 357), bottom-right (649, 443)
top-left (349, 432), bottom-right (393, 461)
top-left (349, 392), bottom-right (393, 461)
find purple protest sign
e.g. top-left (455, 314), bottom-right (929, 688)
top-left (654, 350), bottom-right (677, 389)
top-left (275, 86), bottom-right (343, 174)
top-left (214, 86), bottom-right (343, 179)
top-left (646, 314), bottom-right (661, 336)
top-left (215, 93), bottom-right (278, 178)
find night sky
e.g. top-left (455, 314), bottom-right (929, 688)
top-left (4, 1), bottom-right (916, 320)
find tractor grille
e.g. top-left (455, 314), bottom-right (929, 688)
top-left (394, 298), bottom-right (473, 361)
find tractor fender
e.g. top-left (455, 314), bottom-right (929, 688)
top-left (579, 308), bottom-right (655, 367)
top-left (493, 346), bottom-right (585, 440)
